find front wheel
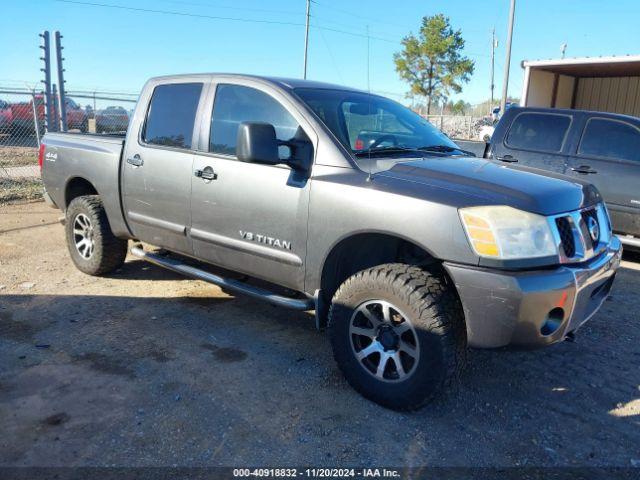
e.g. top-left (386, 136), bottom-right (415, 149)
top-left (328, 264), bottom-right (467, 410)
top-left (65, 195), bottom-right (127, 275)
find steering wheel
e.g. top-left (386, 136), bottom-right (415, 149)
top-left (368, 134), bottom-right (398, 149)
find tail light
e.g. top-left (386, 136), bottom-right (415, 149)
top-left (38, 143), bottom-right (46, 170)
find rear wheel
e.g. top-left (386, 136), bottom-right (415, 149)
top-left (328, 263), bottom-right (466, 410)
top-left (65, 195), bottom-right (127, 275)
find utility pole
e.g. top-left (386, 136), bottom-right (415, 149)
top-left (490, 27), bottom-right (497, 113)
top-left (303, 0), bottom-right (310, 79)
top-left (500, 0), bottom-right (516, 115)
top-left (54, 31), bottom-right (68, 131)
top-left (560, 43), bottom-right (567, 59)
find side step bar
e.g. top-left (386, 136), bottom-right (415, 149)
top-left (130, 246), bottom-right (315, 311)
top-left (620, 235), bottom-right (640, 249)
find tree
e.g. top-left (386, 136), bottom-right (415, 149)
top-left (447, 99), bottom-right (470, 115)
top-left (394, 14), bottom-right (475, 115)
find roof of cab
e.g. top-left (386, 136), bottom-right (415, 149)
top-left (147, 73), bottom-right (364, 93)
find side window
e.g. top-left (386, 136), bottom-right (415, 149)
top-left (579, 118), bottom-right (640, 162)
top-left (505, 113), bottom-right (571, 152)
top-left (210, 84), bottom-right (299, 158)
top-left (142, 83), bottom-right (203, 149)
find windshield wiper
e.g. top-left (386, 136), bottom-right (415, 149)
top-left (417, 145), bottom-right (477, 157)
top-left (353, 146), bottom-right (420, 157)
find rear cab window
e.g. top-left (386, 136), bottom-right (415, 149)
top-left (142, 82), bottom-right (203, 149)
top-left (578, 118), bottom-right (640, 162)
top-left (209, 84), bottom-right (300, 159)
top-left (505, 112), bottom-right (572, 153)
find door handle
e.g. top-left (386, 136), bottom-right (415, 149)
top-left (495, 154), bottom-right (518, 163)
top-left (126, 154), bottom-right (144, 167)
top-left (194, 166), bottom-right (218, 181)
top-left (571, 165), bottom-right (598, 174)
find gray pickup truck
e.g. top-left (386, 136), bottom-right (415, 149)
top-left (40, 74), bottom-right (622, 410)
top-left (460, 106), bottom-right (640, 248)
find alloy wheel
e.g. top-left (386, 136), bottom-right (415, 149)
top-left (349, 300), bottom-right (420, 382)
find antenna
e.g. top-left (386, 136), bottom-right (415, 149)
top-left (303, 0), bottom-right (311, 79)
top-left (490, 28), bottom-right (497, 114)
top-left (366, 24), bottom-right (372, 182)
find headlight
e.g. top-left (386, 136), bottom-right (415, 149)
top-left (459, 206), bottom-right (557, 259)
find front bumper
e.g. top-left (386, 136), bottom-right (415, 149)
top-left (444, 236), bottom-right (622, 348)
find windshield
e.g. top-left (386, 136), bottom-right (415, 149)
top-left (294, 87), bottom-right (458, 162)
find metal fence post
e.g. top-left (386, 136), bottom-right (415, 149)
top-left (52, 84), bottom-right (60, 132)
top-left (39, 30), bottom-right (54, 133)
top-left (54, 31), bottom-right (68, 131)
top-left (31, 90), bottom-right (41, 146)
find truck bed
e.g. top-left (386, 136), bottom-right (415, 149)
top-left (41, 131), bottom-right (130, 237)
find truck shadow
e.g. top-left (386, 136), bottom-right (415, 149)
top-left (0, 262), bottom-right (638, 465)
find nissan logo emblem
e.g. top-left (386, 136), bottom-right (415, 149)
top-left (587, 216), bottom-right (600, 243)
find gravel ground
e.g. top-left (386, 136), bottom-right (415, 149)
top-left (0, 201), bottom-right (639, 468)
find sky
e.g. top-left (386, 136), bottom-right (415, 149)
top-left (2, 0), bottom-right (640, 106)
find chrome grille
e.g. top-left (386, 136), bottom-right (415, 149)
top-left (555, 217), bottom-right (575, 258)
top-left (549, 203), bottom-right (611, 263)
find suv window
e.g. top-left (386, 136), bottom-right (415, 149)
top-left (210, 84), bottom-right (299, 158)
top-left (506, 113), bottom-right (571, 152)
top-left (579, 118), bottom-right (640, 162)
top-left (143, 83), bottom-right (203, 149)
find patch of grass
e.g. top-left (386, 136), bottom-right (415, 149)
top-left (0, 178), bottom-right (43, 204)
top-left (0, 146), bottom-right (39, 168)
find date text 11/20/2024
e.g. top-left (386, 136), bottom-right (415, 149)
top-left (233, 468), bottom-right (401, 478)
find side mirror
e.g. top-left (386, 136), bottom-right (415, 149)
top-left (236, 122), bottom-right (280, 165)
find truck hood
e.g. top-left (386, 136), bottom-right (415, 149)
top-left (375, 156), bottom-right (602, 216)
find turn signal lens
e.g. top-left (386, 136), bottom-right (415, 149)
top-left (461, 212), bottom-right (500, 257)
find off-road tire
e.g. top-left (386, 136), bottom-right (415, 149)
top-left (65, 195), bottom-right (127, 276)
top-left (328, 263), bottom-right (467, 410)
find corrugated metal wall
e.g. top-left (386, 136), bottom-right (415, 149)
top-left (575, 76), bottom-right (640, 116)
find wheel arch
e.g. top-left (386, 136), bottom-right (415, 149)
top-left (64, 176), bottom-right (99, 209)
top-left (318, 231), bottom-right (442, 305)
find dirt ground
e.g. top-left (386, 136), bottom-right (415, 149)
top-left (1, 201), bottom-right (639, 468)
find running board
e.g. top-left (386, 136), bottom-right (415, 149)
top-left (130, 246), bottom-right (315, 311)
top-left (620, 235), bottom-right (640, 249)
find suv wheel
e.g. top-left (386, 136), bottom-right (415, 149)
top-left (328, 263), bottom-right (467, 410)
top-left (65, 195), bottom-right (127, 275)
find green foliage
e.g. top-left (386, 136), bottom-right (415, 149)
top-left (448, 100), bottom-right (470, 115)
top-left (394, 14), bottom-right (475, 114)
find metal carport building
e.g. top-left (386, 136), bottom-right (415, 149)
top-left (521, 55), bottom-right (640, 116)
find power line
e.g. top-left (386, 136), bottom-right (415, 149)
top-left (153, 0), bottom-right (302, 17)
top-left (310, 0), bottom-right (409, 31)
top-left (55, 0), bottom-right (401, 43)
top-left (316, 19), bottom-right (345, 84)
top-left (55, 0), bottom-right (307, 27)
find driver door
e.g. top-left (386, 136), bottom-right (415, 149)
top-left (190, 82), bottom-right (314, 290)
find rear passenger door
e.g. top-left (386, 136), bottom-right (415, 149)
top-left (566, 117), bottom-right (640, 236)
top-left (122, 81), bottom-right (207, 255)
top-left (492, 111), bottom-right (572, 174)
top-left (190, 82), bottom-right (315, 291)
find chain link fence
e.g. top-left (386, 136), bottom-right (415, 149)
top-left (424, 114), bottom-right (494, 142)
top-left (1, 85), bottom-right (491, 205)
top-left (0, 87), bottom-right (136, 204)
